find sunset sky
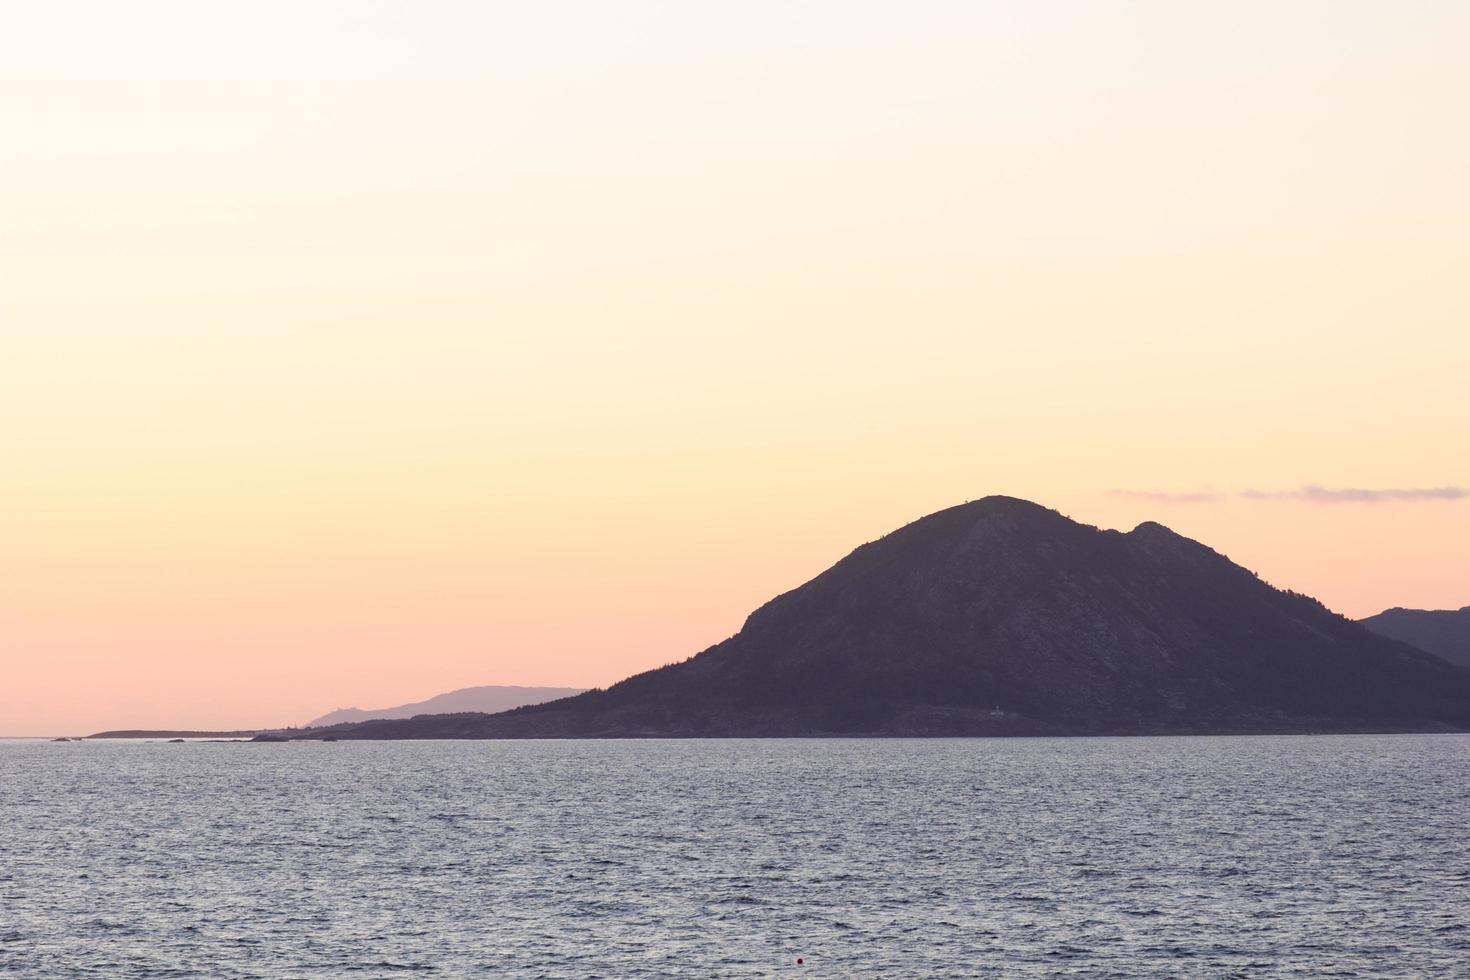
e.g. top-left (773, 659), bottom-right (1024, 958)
top-left (4, 1), bottom-right (1468, 735)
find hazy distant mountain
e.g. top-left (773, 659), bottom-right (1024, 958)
top-left (323, 497), bottom-right (1470, 738)
top-left (1359, 607), bottom-right (1470, 670)
top-left (307, 686), bottom-right (585, 727)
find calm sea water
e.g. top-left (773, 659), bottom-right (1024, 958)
top-left (3, 736), bottom-right (1468, 978)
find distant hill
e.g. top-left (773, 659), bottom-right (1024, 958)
top-left (307, 686), bottom-right (586, 727)
top-left (1359, 607), bottom-right (1470, 670)
top-left (322, 497), bottom-right (1470, 738)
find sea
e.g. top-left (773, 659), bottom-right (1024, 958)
top-left (3, 735), bottom-right (1468, 978)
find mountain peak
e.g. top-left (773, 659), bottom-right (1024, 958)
top-left (1129, 519), bottom-right (1176, 536)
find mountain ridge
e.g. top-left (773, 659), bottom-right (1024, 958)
top-left (318, 497), bottom-right (1470, 738)
top-left (1359, 606), bottom-right (1470, 669)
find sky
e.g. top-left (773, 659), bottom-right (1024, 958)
top-left (3, 1), bottom-right (1468, 735)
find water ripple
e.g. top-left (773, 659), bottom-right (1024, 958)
top-left (2, 735), bottom-right (1469, 977)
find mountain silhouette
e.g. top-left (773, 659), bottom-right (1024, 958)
top-left (320, 497), bottom-right (1470, 738)
top-left (307, 685), bottom-right (586, 727)
top-left (1359, 607), bottom-right (1470, 670)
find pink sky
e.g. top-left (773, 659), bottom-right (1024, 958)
top-left (4, 1), bottom-right (1468, 734)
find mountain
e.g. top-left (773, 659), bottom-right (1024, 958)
top-left (307, 686), bottom-right (586, 727)
top-left (321, 497), bottom-right (1470, 738)
top-left (1359, 607), bottom-right (1470, 670)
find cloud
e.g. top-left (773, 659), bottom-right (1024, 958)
top-left (1253, 485), bottom-right (1469, 503)
top-left (1110, 485), bottom-right (1469, 505)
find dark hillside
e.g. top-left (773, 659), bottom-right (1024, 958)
top-left (326, 497), bottom-right (1470, 738)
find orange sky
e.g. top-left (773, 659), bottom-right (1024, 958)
top-left (4, 1), bottom-right (1468, 735)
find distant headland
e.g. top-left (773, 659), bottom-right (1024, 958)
top-left (306, 685), bottom-right (587, 727)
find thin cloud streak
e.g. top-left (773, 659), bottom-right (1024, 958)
top-left (1110, 485), bottom-right (1470, 505)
